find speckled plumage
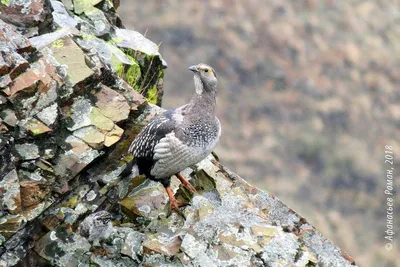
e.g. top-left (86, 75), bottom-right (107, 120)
top-left (127, 63), bottom-right (221, 187)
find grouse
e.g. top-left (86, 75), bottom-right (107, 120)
top-left (125, 63), bottom-right (221, 217)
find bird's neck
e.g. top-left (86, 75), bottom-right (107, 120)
top-left (187, 90), bottom-right (217, 115)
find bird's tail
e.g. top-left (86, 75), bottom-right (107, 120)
top-left (120, 158), bottom-right (139, 178)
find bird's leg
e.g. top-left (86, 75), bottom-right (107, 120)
top-left (165, 186), bottom-right (188, 219)
top-left (175, 173), bottom-right (197, 193)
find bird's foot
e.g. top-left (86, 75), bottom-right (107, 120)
top-left (176, 173), bottom-right (197, 193)
top-left (165, 186), bottom-right (189, 219)
top-left (168, 198), bottom-right (190, 219)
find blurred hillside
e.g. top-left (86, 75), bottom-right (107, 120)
top-left (119, 1), bottom-right (400, 266)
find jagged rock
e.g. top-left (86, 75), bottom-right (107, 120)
top-left (0, 19), bottom-right (33, 52)
top-left (0, 1), bottom-right (356, 267)
top-left (29, 28), bottom-right (76, 50)
top-left (114, 28), bottom-right (166, 64)
top-left (36, 103), bottom-right (58, 126)
top-left (7, 55), bottom-right (60, 118)
top-left (180, 233), bottom-right (207, 259)
top-left (0, 170), bottom-right (21, 214)
top-left (76, 35), bottom-right (143, 91)
top-left (0, 109), bottom-right (17, 127)
top-left (65, 97), bottom-right (92, 131)
top-left (34, 226), bottom-right (91, 266)
top-left (50, 37), bottom-right (94, 87)
top-left (50, 0), bottom-right (78, 29)
top-left (8, 66), bottom-right (38, 96)
top-left (73, 0), bottom-right (102, 15)
top-left (0, 54), bottom-right (11, 76)
top-left (94, 85), bottom-right (130, 123)
top-left (0, 119), bottom-right (8, 133)
top-left (113, 28), bottom-right (166, 105)
top-left (84, 7), bottom-right (113, 37)
top-left (19, 178), bottom-right (51, 208)
top-left (14, 143), bottom-right (39, 160)
top-left (120, 181), bottom-right (166, 219)
top-left (143, 233), bottom-right (182, 257)
top-left (78, 210), bottom-right (113, 242)
top-left (73, 126), bottom-right (106, 148)
top-left (4, 52), bottom-right (29, 81)
top-left (88, 107), bottom-right (115, 131)
top-left (120, 228), bottom-right (144, 261)
top-left (54, 135), bottom-right (100, 179)
top-left (0, 214), bottom-right (25, 240)
top-left (0, 74), bottom-right (12, 89)
top-left (0, 0), bottom-right (49, 27)
top-left (21, 118), bottom-right (52, 136)
top-left (103, 125), bottom-right (124, 147)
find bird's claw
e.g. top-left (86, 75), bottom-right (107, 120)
top-left (167, 199), bottom-right (189, 219)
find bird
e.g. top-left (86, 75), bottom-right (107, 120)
top-left (124, 63), bottom-right (221, 218)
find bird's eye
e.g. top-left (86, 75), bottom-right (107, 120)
top-left (204, 69), bottom-right (209, 72)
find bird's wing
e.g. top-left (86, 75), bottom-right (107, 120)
top-left (149, 128), bottom-right (200, 179)
top-left (128, 108), bottom-right (181, 159)
top-left (152, 131), bottom-right (190, 161)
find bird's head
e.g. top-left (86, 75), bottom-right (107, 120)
top-left (189, 63), bottom-right (218, 94)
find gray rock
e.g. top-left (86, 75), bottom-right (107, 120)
top-left (0, 109), bottom-right (18, 127)
top-left (120, 228), bottom-right (145, 261)
top-left (14, 143), bottom-right (39, 160)
top-left (50, 0), bottom-right (78, 29)
top-left (0, 169), bottom-right (20, 213)
top-left (36, 103), bottom-right (58, 126)
top-left (180, 233), bottom-right (207, 259)
top-left (79, 210), bottom-right (113, 243)
top-left (67, 98), bottom-right (92, 131)
top-left (0, 75), bottom-right (12, 89)
top-left (115, 29), bottom-right (163, 59)
top-left (29, 28), bottom-right (75, 50)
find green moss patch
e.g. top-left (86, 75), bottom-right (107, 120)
top-left (146, 85), bottom-right (158, 104)
top-left (111, 52), bottom-right (141, 89)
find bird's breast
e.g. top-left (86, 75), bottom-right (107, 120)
top-left (180, 117), bottom-right (221, 148)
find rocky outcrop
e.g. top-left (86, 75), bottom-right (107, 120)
top-left (0, 1), bottom-right (356, 266)
top-left (119, 2), bottom-right (400, 266)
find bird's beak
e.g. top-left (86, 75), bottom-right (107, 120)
top-left (188, 65), bottom-right (198, 72)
